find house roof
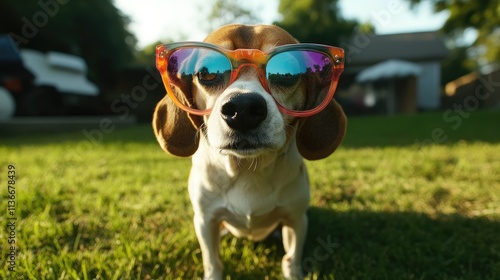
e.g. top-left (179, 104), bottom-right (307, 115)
top-left (345, 31), bottom-right (449, 70)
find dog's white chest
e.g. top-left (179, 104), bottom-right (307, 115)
top-left (223, 176), bottom-right (279, 218)
top-left (219, 176), bottom-right (288, 240)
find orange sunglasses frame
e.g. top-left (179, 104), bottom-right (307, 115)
top-left (156, 42), bottom-right (344, 117)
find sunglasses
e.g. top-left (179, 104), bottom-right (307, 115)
top-left (156, 42), bottom-right (344, 117)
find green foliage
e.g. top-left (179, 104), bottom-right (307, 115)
top-left (0, 0), bottom-right (137, 85)
top-left (208, 0), bottom-right (260, 32)
top-left (0, 110), bottom-right (499, 279)
top-left (135, 40), bottom-right (164, 66)
top-left (274, 0), bottom-right (360, 45)
top-left (441, 46), bottom-right (476, 85)
top-left (410, 0), bottom-right (500, 66)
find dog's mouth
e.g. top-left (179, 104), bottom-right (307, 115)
top-left (225, 141), bottom-right (263, 152)
top-left (226, 140), bottom-right (257, 150)
top-left (218, 136), bottom-right (276, 156)
top-left (201, 125), bottom-right (269, 156)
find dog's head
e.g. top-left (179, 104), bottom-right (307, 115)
top-left (153, 24), bottom-right (347, 160)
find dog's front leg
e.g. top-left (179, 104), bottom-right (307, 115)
top-left (193, 213), bottom-right (223, 280)
top-left (282, 213), bottom-right (308, 279)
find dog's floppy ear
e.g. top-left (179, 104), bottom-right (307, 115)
top-left (153, 46), bottom-right (204, 157)
top-left (296, 99), bottom-right (347, 160)
top-left (152, 95), bottom-right (202, 157)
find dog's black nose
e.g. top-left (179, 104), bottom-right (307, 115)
top-left (221, 94), bottom-right (268, 132)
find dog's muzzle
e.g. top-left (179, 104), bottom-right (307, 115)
top-left (220, 93), bottom-right (268, 133)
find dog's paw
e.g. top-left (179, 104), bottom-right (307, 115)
top-left (282, 256), bottom-right (304, 279)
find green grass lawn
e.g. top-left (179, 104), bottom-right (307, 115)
top-left (1, 109), bottom-right (499, 280)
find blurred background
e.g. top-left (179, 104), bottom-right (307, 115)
top-left (1, 2), bottom-right (498, 278)
top-left (0, 0), bottom-right (498, 122)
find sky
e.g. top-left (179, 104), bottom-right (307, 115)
top-left (114, 0), bottom-right (449, 49)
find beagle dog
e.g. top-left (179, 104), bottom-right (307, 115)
top-left (153, 24), bottom-right (346, 279)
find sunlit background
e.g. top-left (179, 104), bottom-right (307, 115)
top-left (0, 1), bottom-right (499, 279)
top-left (0, 0), bottom-right (498, 120)
top-left (115, 0), bottom-right (449, 48)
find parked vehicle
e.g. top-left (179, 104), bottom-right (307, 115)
top-left (0, 34), bottom-right (99, 119)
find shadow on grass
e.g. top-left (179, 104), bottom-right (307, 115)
top-left (214, 206), bottom-right (499, 279)
top-left (342, 109), bottom-right (500, 148)
top-left (0, 124), bottom-right (158, 147)
top-left (1, 109), bottom-right (499, 148)
top-left (302, 207), bottom-right (500, 279)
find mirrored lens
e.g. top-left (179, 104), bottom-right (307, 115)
top-left (167, 47), bottom-right (231, 108)
top-left (267, 50), bottom-right (333, 110)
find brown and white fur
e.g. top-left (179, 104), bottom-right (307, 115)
top-left (152, 24), bottom-right (347, 279)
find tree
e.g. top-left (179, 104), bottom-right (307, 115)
top-left (136, 40), bottom-right (164, 66)
top-left (409, 0), bottom-right (500, 66)
top-left (0, 0), bottom-right (137, 86)
top-left (207, 0), bottom-right (260, 32)
top-left (274, 0), bottom-right (361, 46)
top-left (441, 46), bottom-right (476, 85)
